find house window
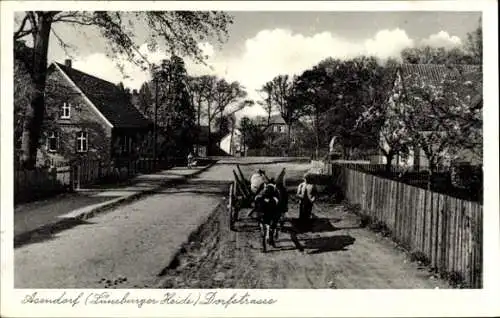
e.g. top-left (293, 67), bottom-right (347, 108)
top-left (61, 102), bottom-right (71, 119)
top-left (273, 126), bottom-right (279, 133)
top-left (76, 131), bottom-right (88, 152)
top-left (121, 136), bottom-right (131, 153)
top-left (280, 126), bottom-right (286, 133)
top-left (47, 131), bottom-right (59, 152)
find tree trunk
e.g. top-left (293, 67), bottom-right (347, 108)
top-left (343, 145), bottom-right (350, 160)
top-left (315, 110), bottom-right (320, 160)
top-left (229, 124), bottom-right (235, 155)
top-left (286, 124), bottom-right (291, 157)
top-left (219, 111), bottom-right (224, 147)
top-left (20, 14), bottom-right (52, 169)
top-left (196, 98), bottom-right (201, 155)
top-left (428, 160), bottom-right (436, 191)
top-left (385, 152), bottom-right (394, 173)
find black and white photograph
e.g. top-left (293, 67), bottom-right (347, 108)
top-left (1, 1), bottom-right (499, 317)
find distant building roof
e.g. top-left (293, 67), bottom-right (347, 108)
top-left (254, 114), bottom-right (286, 126)
top-left (269, 114), bottom-right (286, 125)
top-left (399, 64), bottom-right (481, 87)
top-left (54, 62), bottom-right (151, 129)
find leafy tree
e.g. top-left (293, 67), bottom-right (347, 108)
top-left (401, 19), bottom-right (482, 66)
top-left (293, 65), bottom-right (333, 159)
top-left (402, 65), bottom-right (482, 179)
top-left (318, 56), bottom-right (384, 158)
top-left (213, 79), bottom-right (247, 143)
top-left (401, 46), bottom-right (471, 64)
top-left (258, 82), bottom-right (274, 126)
top-left (213, 113), bottom-right (231, 139)
top-left (185, 75), bottom-right (218, 154)
top-left (239, 116), bottom-right (265, 155)
top-left (152, 56), bottom-right (196, 158)
top-left (464, 17), bottom-right (482, 65)
top-left (293, 56), bottom-right (383, 159)
top-left (14, 11), bottom-right (233, 168)
top-left (14, 42), bottom-right (35, 163)
top-left (137, 82), bottom-right (153, 117)
top-left (353, 58), bottom-right (414, 170)
top-left (262, 75), bottom-right (304, 154)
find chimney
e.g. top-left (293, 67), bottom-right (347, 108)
top-left (64, 59), bottom-right (72, 68)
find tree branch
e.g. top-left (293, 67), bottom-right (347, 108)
top-left (27, 11), bottom-right (38, 34)
top-left (14, 15), bottom-right (31, 39)
top-left (51, 28), bottom-right (74, 57)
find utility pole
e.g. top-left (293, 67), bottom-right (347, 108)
top-left (153, 66), bottom-right (158, 170)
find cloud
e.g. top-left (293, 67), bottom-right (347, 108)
top-left (420, 31), bottom-right (462, 49)
top-left (70, 28), bottom-right (462, 120)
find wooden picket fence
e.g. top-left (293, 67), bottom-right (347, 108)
top-left (14, 157), bottom-right (178, 204)
top-left (338, 166), bottom-right (483, 288)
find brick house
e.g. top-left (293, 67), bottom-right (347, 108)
top-left (39, 60), bottom-right (152, 166)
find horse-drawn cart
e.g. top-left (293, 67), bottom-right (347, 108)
top-left (227, 165), bottom-right (288, 252)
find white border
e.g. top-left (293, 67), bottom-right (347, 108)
top-left (2, 1), bottom-right (499, 317)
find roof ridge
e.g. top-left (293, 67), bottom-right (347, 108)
top-left (55, 62), bottom-right (121, 88)
top-left (400, 63), bottom-right (480, 68)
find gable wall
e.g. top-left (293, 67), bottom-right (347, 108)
top-left (37, 66), bottom-right (113, 166)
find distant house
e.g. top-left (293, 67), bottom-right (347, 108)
top-left (39, 59), bottom-right (152, 165)
top-left (191, 125), bottom-right (229, 157)
top-left (219, 128), bottom-right (243, 156)
top-left (378, 63), bottom-right (482, 168)
top-left (256, 114), bottom-right (288, 134)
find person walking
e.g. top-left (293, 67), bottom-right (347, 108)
top-left (296, 173), bottom-right (317, 225)
top-left (187, 152), bottom-right (194, 169)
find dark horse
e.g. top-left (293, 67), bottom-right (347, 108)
top-left (254, 179), bottom-right (288, 252)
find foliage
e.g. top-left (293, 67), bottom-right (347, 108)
top-left (151, 56), bottom-right (196, 158)
top-left (401, 18), bottom-right (482, 66)
top-left (401, 66), bottom-right (482, 170)
top-left (14, 42), bottom-right (35, 153)
top-left (14, 10), bottom-right (233, 168)
top-left (239, 116), bottom-right (265, 151)
top-left (354, 58), bottom-right (413, 168)
top-left (214, 79), bottom-right (247, 133)
top-left (464, 17), bottom-right (482, 65)
top-left (291, 56), bottom-right (386, 158)
top-left (401, 46), bottom-right (472, 65)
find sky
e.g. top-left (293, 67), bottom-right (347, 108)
top-left (17, 11), bottom-right (481, 120)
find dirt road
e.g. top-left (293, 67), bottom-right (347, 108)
top-left (159, 196), bottom-right (451, 289)
top-left (15, 160), bottom-right (452, 289)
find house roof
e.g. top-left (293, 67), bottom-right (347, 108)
top-left (254, 114), bottom-right (286, 127)
top-left (398, 64), bottom-right (481, 87)
top-left (269, 114), bottom-right (286, 125)
top-left (397, 63), bottom-right (482, 129)
top-left (55, 62), bottom-right (151, 129)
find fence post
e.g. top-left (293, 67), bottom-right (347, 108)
top-left (72, 164), bottom-right (80, 190)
